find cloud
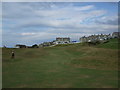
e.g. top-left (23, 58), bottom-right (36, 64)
top-left (21, 32), bottom-right (36, 36)
top-left (9, 9), bottom-right (106, 30)
top-left (74, 5), bottom-right (94, 11)
top-left (2, 2), bottom-right (118, 47)
top-left (95, 16), bottom-right (118, 25)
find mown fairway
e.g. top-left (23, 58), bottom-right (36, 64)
top-left (2, 39), bottom-right (119, 88)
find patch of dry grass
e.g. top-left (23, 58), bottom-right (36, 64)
top-left (70, 47), bottom-right (118, 70)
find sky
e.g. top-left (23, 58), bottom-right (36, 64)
top-left (2, 2), bottom-right (118, 47)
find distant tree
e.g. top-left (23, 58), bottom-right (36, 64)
top-left (3, 45), bottom-right (7, 48)
top-left (32, 44), bottom-right (39, 48)
top-left (15, 44), bottom-right (26, 48)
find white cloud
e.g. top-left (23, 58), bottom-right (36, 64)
top-left (95, 15), bottom-right (118, 25)
top-left (74, 5), bottom-right (94, 11)
top-left (12, 9), bottom-right (106, 30)
top-left (21, 32), bottom-right (36, 36)
top-left (2, 2), bottom-right (118, 47)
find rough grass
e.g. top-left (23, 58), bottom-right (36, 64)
top-left (70, 47), bottom-right (118, 70)
top-left (2, 39), bottom-right (119, 88)
top-left (96, 38), bottom-right (120, 49)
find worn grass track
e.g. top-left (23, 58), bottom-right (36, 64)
top-left (2, 39), bottom-right (119, 88)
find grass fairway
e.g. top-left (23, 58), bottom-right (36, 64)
top-left (2, 39), bottom-right (119, 88)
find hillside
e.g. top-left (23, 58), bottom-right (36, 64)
top-left (2, 38), bottom-right (119, 88)
top-left (96, 38), bottom-right (120, 49)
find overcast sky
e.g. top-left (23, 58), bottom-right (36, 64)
top-left (2, 2), bottom-right (118, 47)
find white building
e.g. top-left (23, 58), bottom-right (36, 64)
top-left (55, 37), bottom-right (70, 44)
top-left (112, 32), bottom-right (120, 38)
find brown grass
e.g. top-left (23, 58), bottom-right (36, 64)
top-left (70, 47), bottom-right (118, 70)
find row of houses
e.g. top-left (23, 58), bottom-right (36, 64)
top-left (112, 32), bottom-right (120, 38)
top-left (14, 32), bottom-right (120, 48)
top-left (80, 32), bottom-right (120, 43)
top-left (80, 34), bottom-right (111, 43)
top-left (36, 37), bottom-right (71, 48)
top-left (15, 37), bottom-right (71, 48)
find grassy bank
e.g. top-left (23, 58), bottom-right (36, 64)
top-left (2, 38), bottom-right (119, 88)
top-left (97, 38), bottom-right (120, 49)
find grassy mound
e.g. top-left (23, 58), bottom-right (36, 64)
top-left (2, 39), bottom-right (119, 88)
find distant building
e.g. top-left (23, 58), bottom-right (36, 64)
top-left (80, 36), bottom-right (88, 43)
top-left (39, 44), bottom-right (44, 48)
top-left (55, 37), bottom-right (70, 44)
top-left (112, 32), bottom-right (120, 38)
top-left (15, 44), bottom-right (26, 48)
top-left (80, 34), bottom-right (111, 43)
top-left (39, 41), bottom-right (54, 47)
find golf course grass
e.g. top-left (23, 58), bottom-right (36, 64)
top-left (2, 38), bottom-right (119, 88)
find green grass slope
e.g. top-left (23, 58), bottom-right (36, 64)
top-left (97, 38), bottom-right (120, 49)
top-left (2, 39), bottom-right (119, 88)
